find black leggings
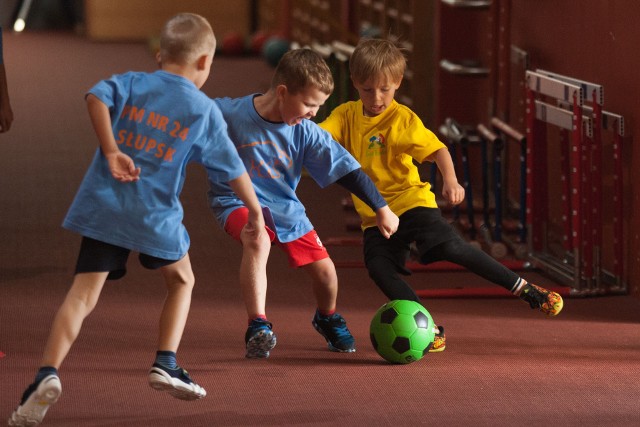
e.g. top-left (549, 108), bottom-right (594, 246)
top-left (363, 207), bottom-right (520, 302)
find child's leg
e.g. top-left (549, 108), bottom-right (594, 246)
top-left (148, 254), bottom-right (205, 400)
top-left (8, 272), bottom-right (107, 427)
top-left (239, 222), bottom-right (272, 320)
top-left (431, 237), bottom-right (563, 315)
top-left (156, 254), bottom-right (195, 353)
top-left (431, 237), bottom-right (521, 291)
top-left (41, 272), bottom-right (109, 368)
top-left (223, 207), bottom-right (276, 359)
top-left (363, 227), bottom-right (420, 302)
top-left (301, 258), bottom-right (338, 313)
top-left (303, 258), bottom-right (355, 353)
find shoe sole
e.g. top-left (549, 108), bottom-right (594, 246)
top-left (246, 330), bottom-right (277, 359)
top-left (8, 375), bottom-right (62, 427)
top-left (148, 368), bottom-right (206, 401)
top-left (312, 320), bottom-right (356, 353)
top-left (542, 293), bottom-right (564, 316)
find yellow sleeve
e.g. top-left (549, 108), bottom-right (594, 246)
top-left (318, 104), bottom-right (346, 146)
top-left (397, 112), bottom-right (446, 163)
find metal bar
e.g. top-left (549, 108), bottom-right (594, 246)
top-left (534, 100), bottom-right (593, 137)
top-left (526, 70), bottom-right (584, 105)
top-left (535, 69), bottom-right (604, 106)
top-left (441, 0), bottom-right (492, 8)
top-left (439, 59), bottom-right (490, 76)
top-left (490, 117), bottom-right (524, 142)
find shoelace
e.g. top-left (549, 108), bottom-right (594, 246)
top-left (327, 316), bottom-right (352, 341)
top-left (522, 287), bottom-right (546, 309)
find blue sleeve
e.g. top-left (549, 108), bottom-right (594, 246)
top-left (336, 169), bottom-right (387, 211)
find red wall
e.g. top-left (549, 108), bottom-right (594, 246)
top-left (509, 0), bottom-right (639, 296)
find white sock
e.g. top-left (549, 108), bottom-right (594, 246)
top-left (511, 278), bottom-right (528, 296)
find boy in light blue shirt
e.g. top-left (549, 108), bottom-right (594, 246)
top-left (8, 13), bottom-right (264, 426)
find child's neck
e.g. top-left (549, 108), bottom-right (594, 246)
top-left (161, 63), bottom-right (198, 85)
top-left (253, 91), bottom-right (282, 122)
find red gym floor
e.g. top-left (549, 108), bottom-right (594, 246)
top-left (1, 32), bottom-right (639, 427)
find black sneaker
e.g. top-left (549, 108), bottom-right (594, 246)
top-left (312, 310), bottom-right (356, 352)
top-left (8, 374), bottom-right (62, 426)
top-left (245, 318), bottom-right (277, 359)
top-left (148, 364), bottom-right (206, 400)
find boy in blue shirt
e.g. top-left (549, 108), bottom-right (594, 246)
top-left (8, 13), bottom-right (264, 426)
top-left (208, 48), bottom-right (399, 358)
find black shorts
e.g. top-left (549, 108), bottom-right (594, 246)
top-left (75, 237), bottom-right (179, 280)
top-left (363, 206), bottom-right (461, 268)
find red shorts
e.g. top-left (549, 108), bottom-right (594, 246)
top-left (225, 207), bottom-right (329, 268)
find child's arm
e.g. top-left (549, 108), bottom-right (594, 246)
top-left (336, 169), bottom-right (399, 238)
top-left (228, 172), bottom-right (265, 240)
top-left (86, 94), bottom-right (141, 182)
top-left (431, 147), bottom-right (465, 206)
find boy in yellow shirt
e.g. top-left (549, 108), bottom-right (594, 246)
top-left (320, 39), bottom-right (563, 352)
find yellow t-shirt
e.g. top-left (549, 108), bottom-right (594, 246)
top-left (320, 99), bottom-right (445, 230)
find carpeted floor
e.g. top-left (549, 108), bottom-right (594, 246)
top-left (1, 31), bottom-right (640, 427)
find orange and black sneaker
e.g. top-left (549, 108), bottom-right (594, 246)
top-left (429, 326), bottom-right (446, 353)
top-left (519, 283), bottom-right (564, 316)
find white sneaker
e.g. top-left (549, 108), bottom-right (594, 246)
top-left (148, 364), bottom-right (206, 401)
top-left (8, 375), bottom-right (62, 426)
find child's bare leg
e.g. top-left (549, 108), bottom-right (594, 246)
top-left (239, 224), bottom-right (271, 320)
top-left (8, 273), bottom-right (107, 426)
top-left (302, 257), bottom-right (338, 313)
top-left (304, 258), bottom-right (355, 353)
top-left (157, 254), bottom-right (195, 352)
top-left (240, 225), bottom-right (275, 359)
top-left (41, 272), bottom-right (108, 368)
top-left (148, 254), bottom-right (205, 400)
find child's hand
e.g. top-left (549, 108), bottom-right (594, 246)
top-left (442, 180), bottom-right (465, 206)
top-left (106, 151), bottom-right (141, 182)
top-left (376, 205), bottom-right (399, 239)
top-left (244, 210), bottom-right (266, 240)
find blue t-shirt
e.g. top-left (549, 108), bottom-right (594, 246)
top-left (64, 70), bottom-right (246, 259)
top-left (208, 94), bottom-right (360, 243)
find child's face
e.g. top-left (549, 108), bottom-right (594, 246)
top-left (277, 85), bottom-right (329, 126)
top-left (353, 74), bottom-right (401, 117)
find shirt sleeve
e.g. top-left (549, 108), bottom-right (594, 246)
top-left (398, 113), bottom-right (446, 163)
top-left (335, 168), bottom-right (387, 211)
top-left (302, 123), bottom-right (360, 188)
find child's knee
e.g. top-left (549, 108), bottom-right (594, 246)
top-left (242, 229), bottom-right (271, 253)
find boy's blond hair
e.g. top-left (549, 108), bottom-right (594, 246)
top-left (159, 13), bottom-right (216, 65)
top-left (349, 38), bottom-right (406, 84)
top-left (271, 48), bottom-right (334, 95)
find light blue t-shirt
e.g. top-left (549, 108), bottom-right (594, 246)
top-left (64, 70), bottom-right (246, 259)
top-left (208, 94), bottom-right (360, 243)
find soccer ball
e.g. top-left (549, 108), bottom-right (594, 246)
top-left (370, 300), bottom-right (436, 364)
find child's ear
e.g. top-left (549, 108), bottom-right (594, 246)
top-left (155, 52), bottom-right (162, 68)
top-left (196, 54), bottom-right (210, 70)
top-left (275, 84), bottom-right (288, 100)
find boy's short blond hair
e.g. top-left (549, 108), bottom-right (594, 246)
top-left (271, 48), bottom-right (334, 95)
top-left (159, 13), bottom-right (216, 65)
top-left (349, 38), bottom-right (406, 84)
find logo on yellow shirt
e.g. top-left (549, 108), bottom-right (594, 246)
top-left (368, 133), bottom-right (385, 148)
top-left (366, 133), bottom-right (386, 157)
